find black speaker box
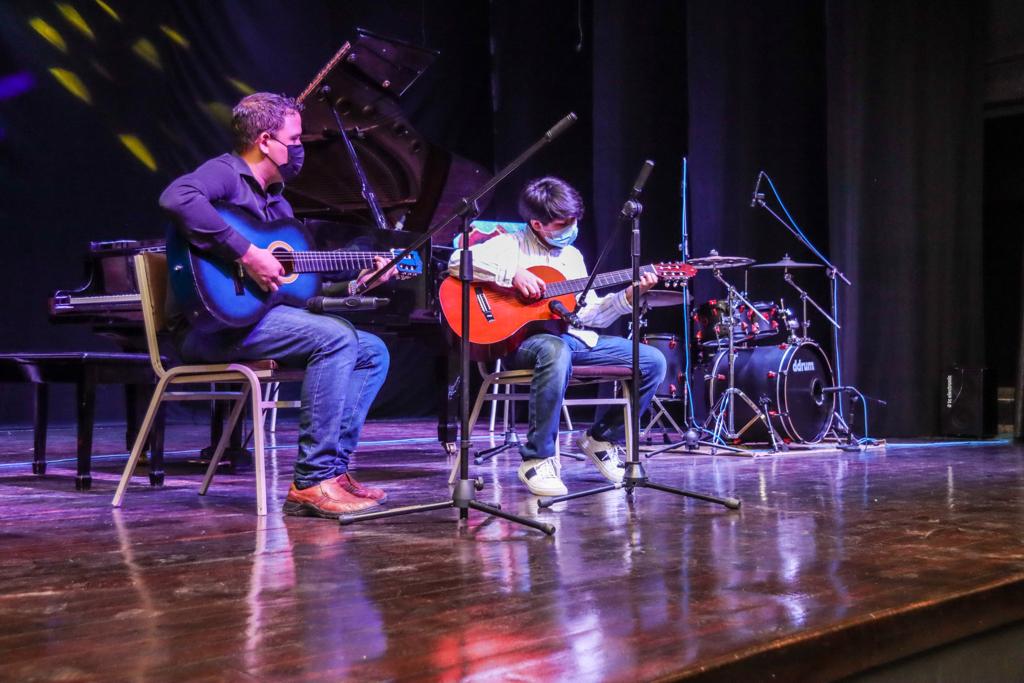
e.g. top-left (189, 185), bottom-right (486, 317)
top-left (940, 367), bottom-right (997, 437)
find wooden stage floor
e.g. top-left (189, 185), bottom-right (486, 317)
top-left (1, 418), bottom-right (1024, 681)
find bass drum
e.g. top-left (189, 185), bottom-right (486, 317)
top-left (707, 340), bottom-right (835, 443)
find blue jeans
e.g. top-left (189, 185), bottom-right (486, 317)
top-left (178, 305), bottom-right (390, 488)
top-left (508, 333), bottom-right (667, 460)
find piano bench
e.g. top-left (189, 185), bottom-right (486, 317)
top-left (0, 352), bottom-right (166, 491)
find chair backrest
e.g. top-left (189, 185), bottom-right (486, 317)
top-left (133, 252), bottom-right (170, 378)
top-left (453, 220), bottom-right (527, 249)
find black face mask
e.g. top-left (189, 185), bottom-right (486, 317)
top-left (269, 137), bottom-right (304, 182)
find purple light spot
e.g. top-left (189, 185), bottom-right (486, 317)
top-left (0, 72), bottom-right (36, 100)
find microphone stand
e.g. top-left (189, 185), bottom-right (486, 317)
top-left (539, 161), bottom-right (740, 511)
top-left (751, 172), bottom-right (852, 422)
top-left (339, 113), bottom-right (580, 534)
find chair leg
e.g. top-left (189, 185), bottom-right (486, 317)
top-left (622, 383), bottom-right (633, 456)
top-left (250, 381), bottom-right (268, 516)
top-left (561, 404), bottom-right (574, 431)
top-left (200, 389), bottom-right (249, 495)
top-left (449, 380), bottom-right (494, 485)
top-left (466, 378), bottom-right (495, 435)
top-left (488, 383), bottom-right (499, 433)
top-left (112, 375), bottom-right (171, 508)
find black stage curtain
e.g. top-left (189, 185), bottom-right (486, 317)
top-left (687, 1), bottom-right (985, 436)
top-left (0, 1), bottom-right (990, 436)
top-left (826, 0), bottom-right (986, 436)
top-left (0, 0), bottom-right (491, 424)
top-left (488, 0), bottom-right (687, 333)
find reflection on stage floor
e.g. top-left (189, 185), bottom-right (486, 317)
top-left (1, 418), bottom-right (1023, 681)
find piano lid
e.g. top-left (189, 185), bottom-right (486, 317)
top-left (285, 30), bottom-right (492, 244)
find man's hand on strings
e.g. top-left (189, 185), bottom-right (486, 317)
top-left (354, 255), bottom-right (397, 292)
top-left (239, 244), bottom-right (285, 292)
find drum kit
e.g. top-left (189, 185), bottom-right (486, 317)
top-left (640, 249), bottom-right (839, 451)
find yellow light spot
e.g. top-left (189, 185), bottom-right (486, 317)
top-left (118, 134), bottom-right (157, 172)
top-left (131, 38), bottom-right (162, 70)
top-left (226, 77), bottom-right (255, 96)
top-left (200, 101), bottom-right (233, 128)
top-left (57, 4), bottom-right (95, 40)
top-left (30, 18), bottom-right (67, 52)
top-left (159, 25), bottom-right (190, 49)
top-left (48, 67), bottom-right (91, 103)
top-left (93, 0), bottom-right (120, 21)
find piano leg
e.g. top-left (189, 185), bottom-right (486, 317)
top-left (437, 349), bottom-right (459, 455)
top-left (199, 386), bottom-right (252, 472)
top-left (75, 373), bottom-right (95, 491)
top-left (147, 387), bottom-right (165, 487)
top-left (32, 383), bottom-right (48, 475)
top-left (124, 383), bottom-right (139, 451)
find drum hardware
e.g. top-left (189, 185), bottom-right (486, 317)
top-left (701, 270), bottom-right (786, 452)
top-left (783, 271), bottom-right (839, 341)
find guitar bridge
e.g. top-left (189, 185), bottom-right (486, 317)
top-left (474, 286), bottom-right (495, 322)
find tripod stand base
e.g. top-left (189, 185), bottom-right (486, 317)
top-left (538, 461), bottom-right (740, 510)
top-left (340, 478), bottom-right (556, 534)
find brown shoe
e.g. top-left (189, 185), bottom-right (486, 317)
top-left (283, 477), bottom-right (380, 518)
top-left (336, 473), bottom-right (388, 504)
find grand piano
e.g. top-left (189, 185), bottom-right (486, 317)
top-left (50, 29), bottom-right (491, 446)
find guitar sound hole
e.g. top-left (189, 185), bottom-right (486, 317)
top-left (271, 248), bottom-right (294, 275)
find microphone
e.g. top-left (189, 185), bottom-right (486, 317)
top-left (629, 160), bottom-right (656, 200)
top-left (544, 112), bottom-right (578, 142)
top-left (549, 299), bottom-right (581, 327)
top-left (306, 296), bottom-right (390, 313)
top-left (750, 171), bottom-right (764, 207)
top-left (821, 386), bottom-right (847, 394)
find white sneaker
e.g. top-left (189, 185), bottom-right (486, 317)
top-left (577, 434), bottom-right (624, 483)
top-left (518, 458), bottom-right (568, 496)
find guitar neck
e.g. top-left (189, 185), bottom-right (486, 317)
top-left (277, 251), bottom-right (392, 274)
top-left (544, 265), bottom-right (655, 298)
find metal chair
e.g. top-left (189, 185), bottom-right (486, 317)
top-left (449, 362), bottom-right (635, 483)
top-left (111, 252), bottom-right (304, 516)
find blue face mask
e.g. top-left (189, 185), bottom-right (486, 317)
top-left (269, 137), bottom-right (304, 182)
top-left (537, 220), bottom-right (578, 248)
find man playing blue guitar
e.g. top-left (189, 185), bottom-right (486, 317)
top-left (160, 92), bottom-right (394, 518)
top-left (450, 177), bottom-right (668, 497)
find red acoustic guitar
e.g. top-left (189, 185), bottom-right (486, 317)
top-left (438, 262), bottom-right (697, 361)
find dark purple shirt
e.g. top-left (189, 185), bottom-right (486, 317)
top-left (159, 153), bottom-right (294, 261)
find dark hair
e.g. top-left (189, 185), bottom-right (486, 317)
top-left (517, 177), bottom-right (585, 224)
top-left (231, 92), bottom-right (304, 153)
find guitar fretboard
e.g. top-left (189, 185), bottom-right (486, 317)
top-left (544, 265), bottom-right (656, 297)
top-left (275, 251), bottom-right (393, 274)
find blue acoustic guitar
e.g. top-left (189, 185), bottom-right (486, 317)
top-left (167, 203), bottom-right (422, 332)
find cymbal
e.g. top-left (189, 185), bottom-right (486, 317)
top-left (640, 290), bottom-right (685, 308)
top-left (687, 251), bottom-right (755, 269)
top-left (750, 254), bottom-right (823, 269)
